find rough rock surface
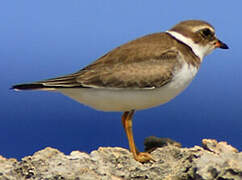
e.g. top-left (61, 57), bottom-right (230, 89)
top-left (0, 139), bottom-right (241, 180)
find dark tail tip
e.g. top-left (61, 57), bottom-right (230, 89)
top-left (11, 83), bottom-right (46, 91)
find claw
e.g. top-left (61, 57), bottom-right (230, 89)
top-left (135, 152), bottom-right (155, 163)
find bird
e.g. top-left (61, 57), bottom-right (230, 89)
top-left (12, 20), bottom-right (229, 163)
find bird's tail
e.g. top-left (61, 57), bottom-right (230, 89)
top-left (11, 83), bottom-right (55, 91)
top-left (11, 72), bottom-right (84, 91)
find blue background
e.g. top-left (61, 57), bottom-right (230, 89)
top-left (1, 1), bottom-right (242, 160)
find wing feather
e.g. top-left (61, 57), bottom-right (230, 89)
top-left (14, 33), bottom-right (183, 90)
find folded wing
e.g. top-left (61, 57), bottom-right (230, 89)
top-left (12, 33), bottom-right (182, 90)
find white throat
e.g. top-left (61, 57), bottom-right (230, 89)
top-left (166, 30), bottom-right (212, 60)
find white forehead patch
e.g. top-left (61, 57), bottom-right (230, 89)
top-left (166, 30), bottom-right (214, 60)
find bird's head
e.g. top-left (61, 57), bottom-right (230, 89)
top-left (167, 20), bottom-right (229, 60)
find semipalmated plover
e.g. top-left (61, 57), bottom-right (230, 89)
top-left (12, 20), bottom-right (229, 163)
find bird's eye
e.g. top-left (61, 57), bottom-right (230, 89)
top-left (201, 28), bottom-right (213, 37)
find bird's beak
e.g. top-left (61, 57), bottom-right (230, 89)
top-left (215, 39), bottom-right (229, 49)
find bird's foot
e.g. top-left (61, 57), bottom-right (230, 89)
top-left (134, 152), bottom-right (155, 163)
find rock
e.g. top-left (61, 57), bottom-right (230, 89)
top-left (0, 139), bottom-right (241, 180)
top-left (144, 136), bottom-right (182, 152)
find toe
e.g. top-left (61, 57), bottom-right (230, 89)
top-left (135, 152), bottom-right (155, 163)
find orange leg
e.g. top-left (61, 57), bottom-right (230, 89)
top-left (121, 110), bottom-right (154, 163)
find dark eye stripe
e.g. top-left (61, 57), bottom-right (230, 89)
top-left (201, 28), bottom-right (214, 37)
top-left (203, 28), bottom-right (211, 36)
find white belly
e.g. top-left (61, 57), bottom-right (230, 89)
top-left (58, 63), bottom-right (198, 112)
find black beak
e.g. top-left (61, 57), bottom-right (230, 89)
top-left (216, 40), bottom-right (229, 49)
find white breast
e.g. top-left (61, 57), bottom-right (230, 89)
top-left (167, 62), bottom-right (198, 91)
top-left (58, 63), bottom-right (198, 112)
